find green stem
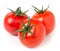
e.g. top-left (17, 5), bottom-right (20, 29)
top-left (16, 17), bottom-right (33, 39)
top-left (8, 7), bottom-right (28, 16)
top-left (32, 5), bottom-right (49, 14)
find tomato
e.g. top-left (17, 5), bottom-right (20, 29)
top-left (17, 18), bottom-right (46, 48)
top-left (4, 7), bottom-right (28, 36)
top-left (32, 6), bottom-right (55, 35)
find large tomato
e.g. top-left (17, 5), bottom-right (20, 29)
top-left (32, 6), bottom-right (55, 35)
top-left (17, 18), bottom-right (46, 48)
top-left (4, 7), bottom-right (28, 36)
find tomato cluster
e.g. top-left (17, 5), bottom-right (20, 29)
top-left (4, 6), bottom-right (55, 48)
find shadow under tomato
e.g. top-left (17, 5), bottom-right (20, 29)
top-left (36, 28), bottom-right (56, 48)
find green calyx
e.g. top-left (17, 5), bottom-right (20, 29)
top-left (8, 7), bottom-right (28, 16)
top-left (32, 5), bottom-right (49, 14)
top-left (16, 17), bottom-right (33, 38)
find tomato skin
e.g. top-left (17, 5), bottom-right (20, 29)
top-left (4, 12), bottom-right (28, 36)
top-left (32, 11), bottom-right (55, 35)
top-left (18, 19), bottom-right (46, 48)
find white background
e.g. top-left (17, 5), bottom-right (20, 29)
top-left (0, 0), bottom-right (60, 51)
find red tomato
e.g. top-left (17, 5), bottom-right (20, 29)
top-left (32, 6), bottom-right (55, 35)
top-left (4, 7), bottom-right (28, 36)
top-left (18, 18), bottom-right (46, 48)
